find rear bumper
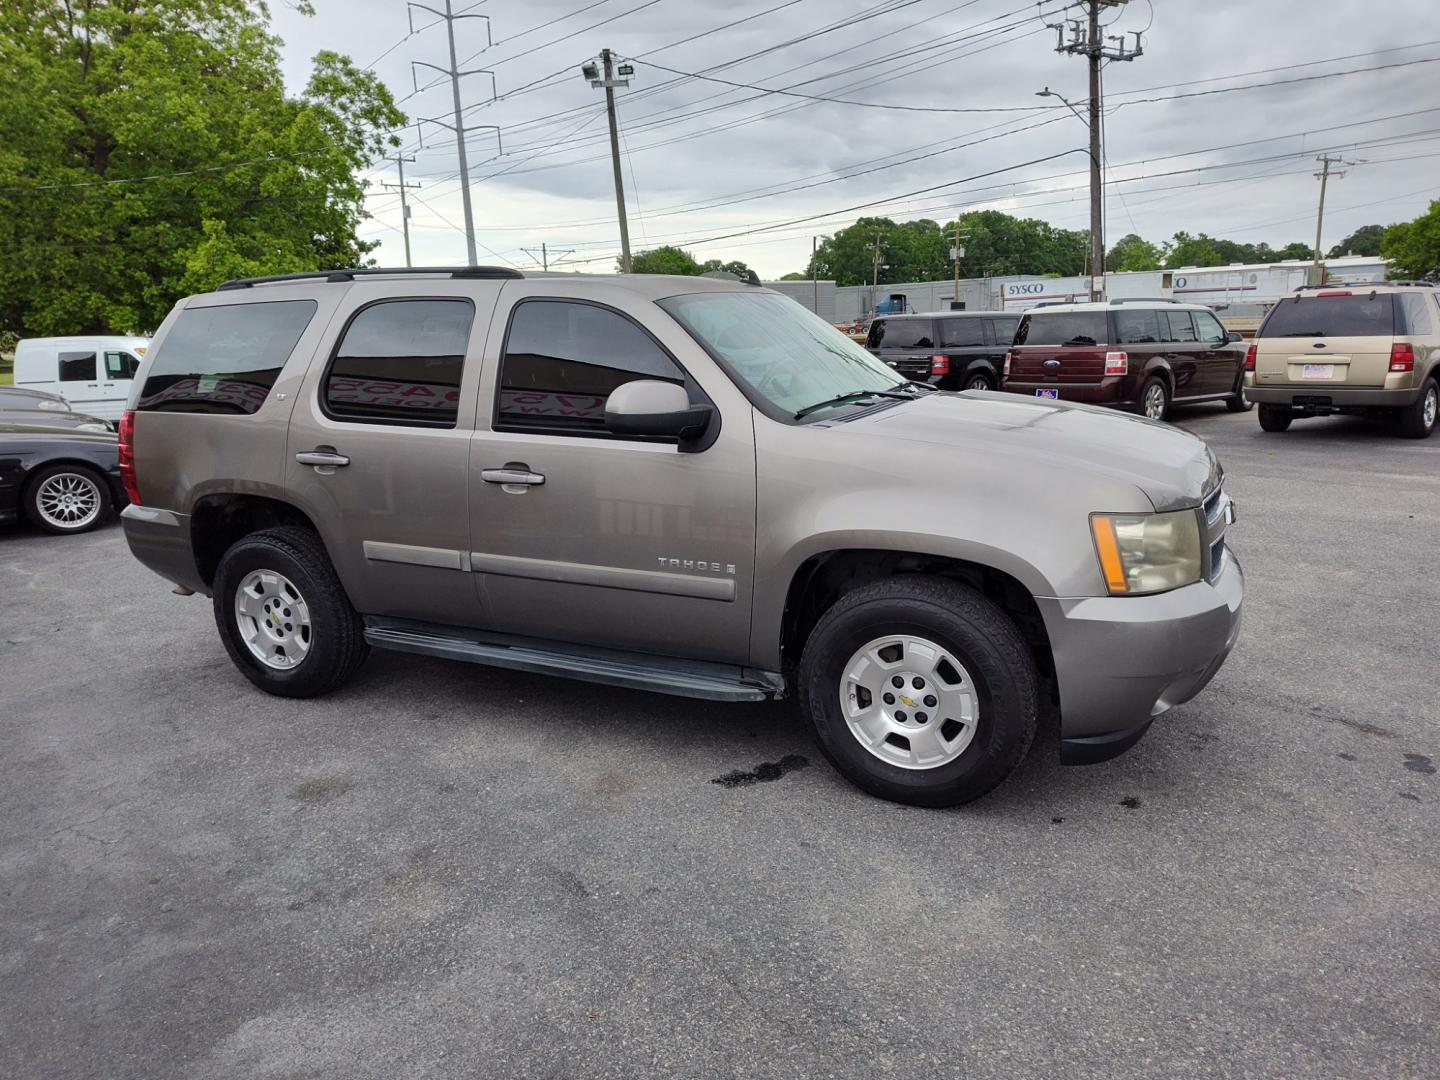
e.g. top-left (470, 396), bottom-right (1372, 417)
top-left (1001, 377), bottom-right (1131, 407)
top-left (1249, 385), bottom-right (1422, 410)
top-left (1039, 553), bottom-right (1244, 765)
top-left (121, 504), bottom-right (207, 593)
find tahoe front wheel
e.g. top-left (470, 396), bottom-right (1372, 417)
top-left (798, 576), bottom-right (1038, 807)
top-left (212, 526), bottom-right (368, 698)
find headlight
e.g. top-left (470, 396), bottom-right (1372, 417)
top-left (1090, 510), bottom-right (1202, 595)
top-left (38, 400), bottom-right (68, 411)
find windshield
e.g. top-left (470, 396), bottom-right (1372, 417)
top-left (660, 291), bottom-right (904, 418)
top-left (1259, 294), bottom-right (1395, 337)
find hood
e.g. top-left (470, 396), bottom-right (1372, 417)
top-left (845, 391), bottom-right (1220, 511)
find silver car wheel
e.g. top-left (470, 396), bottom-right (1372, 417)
top-left (839, 634), bottom-right (980, 770)
top-left (234, 569), bottom-right (313, 670)
top-left (35, 472), bottom-right (102, 530)
top-left (965, 374), bottom-right (990, 391)
top-left (1144, 382), bottom-right (1167, 420)
top-left (1424, 385), bottom-right (1438, 430)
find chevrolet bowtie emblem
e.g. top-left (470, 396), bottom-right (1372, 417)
top-left (899, 694), bottom-right (917, 708)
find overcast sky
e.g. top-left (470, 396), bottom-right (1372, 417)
top-left (267, 0), bottom-right (1440, 277)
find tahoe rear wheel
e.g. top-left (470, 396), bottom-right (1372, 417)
top-left (798, 576), bottom-right (1038, 807)
top-left (1397, 377), bottom-right (1438, 439)
top-left (1258, 404), bottom-right (1293, 432)
top-left (1136, 376), bottom-right (1170, 421)
top-left (212, 526), bottom-right (368, 698)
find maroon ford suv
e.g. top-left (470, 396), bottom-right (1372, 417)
top-left (1003, 301), bottom-right (1250, 421)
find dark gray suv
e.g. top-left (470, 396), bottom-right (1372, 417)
top-left (865, 312), bottom-right (1019, 390)
top-left (120, 267), bottom-right (1243, 806)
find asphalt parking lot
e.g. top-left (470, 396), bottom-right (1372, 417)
top-left (2, 406), bottom-right (1437, 1079)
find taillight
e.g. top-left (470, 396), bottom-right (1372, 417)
top-left (1104, 350), bottom-right (1129, 376)
top-left (930, 355), bottom-right (949, 375)
top-left (1390, 342), bottom-right (1415, 373)
top-left (118, 409), bottom-right (141, 505)
top-left (1003, 351), bottom-right (1012, 377)
top-left (1244, 343), bottom-right (1257, 371)
top-left (1316, 290), bottom-right (1352, 298)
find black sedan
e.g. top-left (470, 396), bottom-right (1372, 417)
top-left (0, 386), bottom-right (113, 431)
top-left (0, 421), bottom-right (127, 535)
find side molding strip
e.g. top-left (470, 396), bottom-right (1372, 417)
top-left (470, 551), bottom-right (736, 602)
top-left (363, 541), bottom-right (471, 572)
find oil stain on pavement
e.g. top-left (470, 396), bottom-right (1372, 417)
top-left (711, 754), bottom-right (810, 788)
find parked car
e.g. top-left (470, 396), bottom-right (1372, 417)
top-left (13, 335), bottom-right (149, 421)
top-left (0, 421), bottom-right (126, 534)
top-left (1247, 282), bottom-right (1439, 438)
top-left (120, 267), bottom-right (1241, 807)
top-left (0, 386), bottom-right (113, 431)
top-left (1003, 301), bottom-right (1250, 419)
top-left (866, 312), bottom-right (1020, 390)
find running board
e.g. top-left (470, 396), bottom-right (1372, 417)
top-left (363, 618), bottom-right (784, 703)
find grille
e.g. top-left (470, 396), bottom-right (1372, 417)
top-left (1201, 482), bottom-right (1231, 584)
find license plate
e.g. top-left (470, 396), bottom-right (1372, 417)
top-left (1301, 363), bottom-right (1334, 380)
top-left (1035, 388), bottom-right (1058, 399)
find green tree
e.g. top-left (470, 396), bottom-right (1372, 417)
top-left (626, 246), bottom-right (701, 275)
top-left (1383, 201), bottom-right (1440, 280)
top-left (0, 0), bottom-right (404, 336)
top-left (1105, 233), bottom-right (1165, 272)
top-left (1276, 242), bottom-right (1315, 261)
top-left (1165, 232), bottom-right (1224, 269)
top-left (1328, 225), bottom-right (1386, 259)
top-left (698, 257), bottom-right (754, 279)
top-left (778, 271), bottom-right (807, 281)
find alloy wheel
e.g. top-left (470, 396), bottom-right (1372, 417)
top-left (1144, 383), bottom-right (1167, 420)
top-left (35, 472), bottom-right (102, 531)
top-left (1425, 385), bottom-right (1438, 431)
top-left (234, 569), bottom-right (313, 670)
top-left (839, 634), bottom-right (979, 770)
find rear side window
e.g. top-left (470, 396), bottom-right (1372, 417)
top-left (137, 300), bottom-right (317, 415)
top-left (1399, 293), bottom-right (1434, 337)
top-left (869, 319), bottom-right (934, 349)
top-left (1013, 312), bottom-right (1107, 347)
top-left (496, 300), bottom-right (685, 434)
top-left (1115, 309), bottom-right (1161, 344)
top-left (939, 318), bottom-right (986, 348)
top-left (59, 352), bottom-right (96, 382)
top-left (1260, 295), bottom-right (1395, 338)
top-left (989, 317), bottom-right (1020, 344)
top-left (1162, 311), bottom-right (1198, 342)
top-left (323, 299), bottom-right (474, 428)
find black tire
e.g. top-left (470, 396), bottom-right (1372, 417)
top-left (1258, 404), bottom-right (1293, 432)
top-left (1134, 376), bottom-right (1170, 421)
top-left (1225, 381), bottom-right (1254, 412)
top-left (963, 371), bottom-right (993, 392)
top-left (24, 463), bottom-right (112, 535)
top-left (1396, 377), bottom-right (1438, 439)
top-left (798, 576), bottom-right (1038, 807)
top-left (211, 526), bottom-right (368, 698)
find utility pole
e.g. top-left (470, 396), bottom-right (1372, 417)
top-left (521, 242), bottom-right (575, 271)
top-left (381, 154), bottom-right (420, 267)
top-left (409, 1), bottom-right (497, 266)
top-left (1312, 154), bottom-right (1354, 281)
top-left (812, 236), bottom-right (819, 316)
top-left (952, 224), bottom-right (966, 309)
top-left (871, 232), bottom-right (885, 314)
top-left (583, 51), bottom-right (634, 273)
top-left (1050, 1), bottom-right (1143, 301)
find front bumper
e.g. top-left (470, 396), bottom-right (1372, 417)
top-left (1248, 385), bottom-right (1422, 410)
top-left (1037, 552), bottom-right (1243, 765)
top-left (121, 504), bottom-right (207, 594)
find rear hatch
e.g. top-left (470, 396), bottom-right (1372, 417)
top-left (1008, 310), bottom-right (1109, 384)
top-left (866, 317), bottom-right (936, 380)
top-left (1254, 292), bottom-right (1395, 387)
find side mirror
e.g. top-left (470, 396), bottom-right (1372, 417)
top-left (604, 380), bottom-right (713, 446)
top-left (1226, 331), bottom-right (1243, 343)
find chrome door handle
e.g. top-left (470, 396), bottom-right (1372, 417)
top-left (480, 467), bottom-right (545, 487)
top-left (296, 450), bottom-right (350, 468)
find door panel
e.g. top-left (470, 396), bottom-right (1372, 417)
top-left (285, 283), bottom-right (502, 626)
top-left (1160, 311), bottom-right (1205, 398)
top-left (468, 286), bottom-right (758, 665)
top-left (1191, 310), bottom-right (1237, 394)
top-left (57, 350), bottom-right (106, 411)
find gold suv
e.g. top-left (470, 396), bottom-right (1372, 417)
top-left (1246, 282), bottom-right (1440, 438)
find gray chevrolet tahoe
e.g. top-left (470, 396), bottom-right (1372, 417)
top-left (120, 267), bottom-right (1242, 806)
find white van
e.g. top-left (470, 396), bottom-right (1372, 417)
top-left (14, 335), bottom-right (150, 421)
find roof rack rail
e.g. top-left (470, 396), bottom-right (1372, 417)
top-left (216, 266), bottom-right (524, 291)
top-left (1292, 280), bottom-right (1422, 292)
top-left (1112, 297), bottom-right (1182, 304)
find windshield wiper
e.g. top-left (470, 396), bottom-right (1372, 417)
top-left (890, 380), bottom-right (938, 393)
top-left (794, 389), bottom-right (914, 419)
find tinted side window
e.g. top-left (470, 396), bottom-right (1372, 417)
top-left (323, 299), bottom-right (473, 428)
top-left (1193, 310), bottom-right (1227, 344)
top-left (870, 319), bottom-right (934, 350)
top-left (138, 300), bottom-right (317, 415)
top-left (104, 351), bottom-right (141, 379)
top-left (1014, 312), bottom-right (1107, 347)
top-left (1400, 293), bottom-right (1434, 337)
top-left (59, 352), bottom-right (96, 382)
top-left (497, 300), bottom-right (684, 434)
top-left (1115, 309), bottom-right (1161, 344)
top-left (989, 317), bottom-right (1021, 345)
top-left (1163, 311), bottom-right (1198, 343)
top-left (939, 318), bottom-right (986, 348)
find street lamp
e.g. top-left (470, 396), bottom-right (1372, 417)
top-left (1038, 86), bottom-right (1105, 300)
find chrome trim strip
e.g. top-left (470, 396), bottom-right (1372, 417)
top-left (470, 551), bottom-right (736, 602)
top-left (363, 540), bottom-right (469, 572)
